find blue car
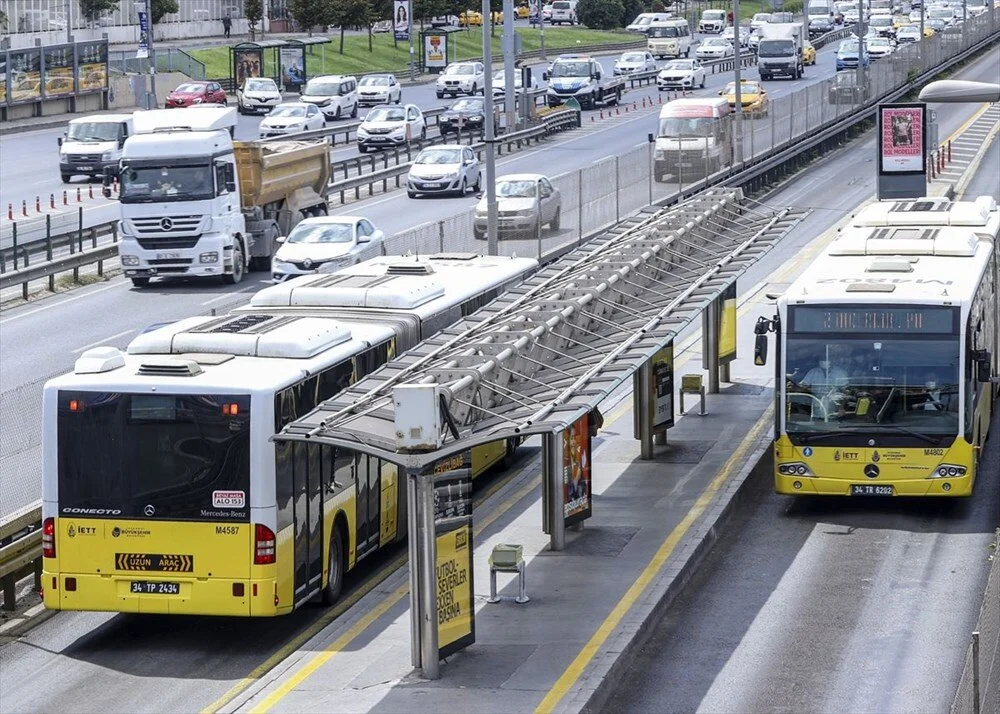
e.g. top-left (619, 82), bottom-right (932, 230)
top-left (835, 39), bottom-right (871, 71)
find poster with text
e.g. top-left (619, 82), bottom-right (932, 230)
top-left (652, 343), bottom-right (675, 430)
top-left (879, 104), bottom-right (925, 174)
top-left (424, 33), bottom-right (447, 69)
top-left (9, 48), bottom-right (42, 104)
top-left (394, 0), bottom-right (411, 40)
top-left (234, 48), bottom-right (263, 89)
top-left (43, 45), bottom-right (75, 98)
top-left (137, 11), bottom-right (150, 58)
top-left (433, 465), bottom-right (474, 659)
top-left (563, 413), bottom-right (592, 526)
top-left (77, 42), bottom-right (108, 93)
top-left (279, 46), bottom-right (305, 89)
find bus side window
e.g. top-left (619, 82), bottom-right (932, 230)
top-left (276, 440), bottom-right (294, 531)
top-left (297, 375), bottom-right (319, 416)
top-left (318, 359), bottom-right (353, 402)
top-left (275, 386), bottom-right (298, 431)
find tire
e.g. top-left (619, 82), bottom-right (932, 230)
top-left (359, 145), bottom-right (369, 153)
top-left (474, 228), bottom-right (485, 240)
top-left (237, 104), bottom-right (245, 115)
top-left (550, 206), bottom-right (561, 230)
top-left (473, 174), bottom-right (481, 192)
top-left (131, 277), bottom-right (150, 288)
top-left (321, 526), bottom-right (345, 605)
top-left (335, 106), bottom-right (342, 120)
top-left (61, 174), bottom-right (72, 183)
top-left (456, 178), bottom-right (467, 197)
top-left (685, 46), bottom-right (690, 57)
top-left (589, 91), bottom-right (597, 109)
top-left (350, 102), bottom-right (358, 119)
top-left (223, 243), bottom-right (244, 285)
top-left (436, 91), bottom-right (444, 99)
top-left (420, 126), bottom-right (427, 140)
top-left (408, 190), bottom-right (418, 198)
top-left (700, 75), bottom-right (706, 89)
top-left (469, 83), bottom-right (478, 96)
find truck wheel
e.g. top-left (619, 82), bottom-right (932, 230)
top-left (223, 244), bottom-right (244, 285)
top-left (131, 277), bottom-right (150, 288)
top-left (61, 174), bottom-right (72, 184)
top-left (321, 527), bottom-right (345, 605)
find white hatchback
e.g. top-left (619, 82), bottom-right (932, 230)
top-left (258, 103), bottom-right (325, 138)
top-left (237, 77), bottom-right (282, 115)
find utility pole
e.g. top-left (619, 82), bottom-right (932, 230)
top-left (408, 1), bottom-right (415, 81)
top-left (732, 0), bottom-right (743, 164)
top-left (66, 0), bottom-right (73, 42)
top-left (146, 0), bottom-right (157, 108)
top-left (503, 0), bottom-right (516, 133)
top-left (482, 0), bottom-right (499, 255)
top-left (855, 0), bottom-right (864, 103)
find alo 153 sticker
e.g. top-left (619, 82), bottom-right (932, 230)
top-left (212, 490), bottom-right (246, 508)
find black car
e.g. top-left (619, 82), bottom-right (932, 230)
top-left (438, 97), bottom-right (498, 136)
top-left (828, 71), bottom-right (871, 105)
top-left (809, 16), bottom-right (833, 35)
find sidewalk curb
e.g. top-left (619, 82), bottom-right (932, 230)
top-left (0, 602), bottom-right (57, 640)
top-left (558, 416), bottom-right (774, 714)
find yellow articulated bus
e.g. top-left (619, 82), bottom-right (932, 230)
top-left (42, 254), bottom-right (536, 616)
top-left (755, 195), bottom-right (999, 497)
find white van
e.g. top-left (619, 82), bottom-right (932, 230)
top-left (550, 0), bottom-right (578, 24)
top-left (647, 18), bottom-right (693, 59)
top-left (299, 75), bottom-right (359, 121)
top-left (58, 114), bottom-right (134, 183)
top-left (653, 97), bottom-right (733, 180)
top-left (627, 12), bottom-right (674, 33)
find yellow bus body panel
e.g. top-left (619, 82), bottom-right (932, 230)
top-left (773, 435), bottom-right (977, 497)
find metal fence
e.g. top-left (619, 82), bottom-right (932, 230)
top-left (108, 48), bottom-right (207, 80)
top-left (1, 0), bottom-right (245, 34)
top-left (951, 532), bottom-right (1000, 714)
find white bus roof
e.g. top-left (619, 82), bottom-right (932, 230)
top-left (132, 106), bottom-right (237, 134)
top-left (781, 197), bottom-right (998, 307)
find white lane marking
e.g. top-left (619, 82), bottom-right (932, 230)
top-left (199, 281), bottom-right (270, 306)
top-left (71, 328), bottom-right (135, 354)
top-left (0, 280), bottom-right (126, 325)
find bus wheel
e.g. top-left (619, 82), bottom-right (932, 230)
top-left (322, 527), bottom-right (345, 605)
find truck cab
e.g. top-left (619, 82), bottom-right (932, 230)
top-left (544, 55), bottom-right (624, 109)
top-left (757, 23), bottom-right (805, 80)
top-left (58, 114), bottom-right (133, 183)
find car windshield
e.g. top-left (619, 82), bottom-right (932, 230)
top-left (704, 38), bottom-right (727, 47)
top-left (870, 38), bottom-right (891, 46)
top-left (633, 16), bottom-right (653, 25)
top-left (360, 76), bottom-right (390, 86)
top-left (497, 180), bottom-right (537, 197)
top-left (174, 83), bottom-right (205, 93)
top-left (366, 107), bottom-right (406, 121)
top-left (704, 10), bottom-right (725, 19)
top-left (758, 39), bottom-right (796, 56)
top-left (840, 40), bottom-right (859, 52)
top-left (870, 16), bottom-right (892, 25)
top-left (67, 121), bottom-right (120, 142)
top-left (446, 64), bottom-right (475, 75)
top-left (269, 105), bottom-right (307, 117)
top-left (622, 53), bottom-right (646, 61)
top-left (929, 8), bottom-right (953, 17)
top-left (658, 117), bottom-right (714, 137)
top-left (304, 80), bottom-right (339, 96)
top-left (287, 223), bottom-right (355, 243)
top-left (753, 13), bottom-right (771, 20)
top-left (120, 164), bottom-right (214, 203)
top-left (650, 26), bottom-right (680, 37)
top-left (246, 79), bottom-right (276, 91)
top-left (724, 82), bottom-right (760, 93)
top-left (450, 98), bottom-right (484, 112)
top-left (664, 60), bottom-right (694, 70)
top-left (550, 61), bottom-right (591, 76)
top-left (416, 148), bottom-right (462, 164)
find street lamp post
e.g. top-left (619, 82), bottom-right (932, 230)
top-left (732, 0), bottom-right (743, 164)
top-left (482, 0), bottom-right (499, 255)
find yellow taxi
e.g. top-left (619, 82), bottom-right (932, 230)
top-left (460, 9), bottom-right (483, 26)
top-left (892, 15), bottom-right (911, 29)
top-left (516, 4), bottom-right (531, 18)
top-left (720, 79), bottom-right (769, 118)
top-left (923, 25), bottom-right (936, 37)
top-left (802, 40), bottom-right (817, 65)
top-left (490, 10), bottom-right (504, 22)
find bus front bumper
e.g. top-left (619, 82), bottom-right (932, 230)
top-left (775, 472), bottom-right (974, 497)
top-left (42, 572), bottom-right (290, 616)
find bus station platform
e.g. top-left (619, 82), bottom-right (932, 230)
top-left (223, 296), bottom-right (780, 714)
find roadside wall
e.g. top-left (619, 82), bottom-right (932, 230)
top-left (952, 529), bottom-right (1000, 714)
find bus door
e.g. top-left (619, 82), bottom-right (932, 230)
top-left (355, 454), bottom-right (382, 560)
top-left (293, 442), bottom-right (324, 601)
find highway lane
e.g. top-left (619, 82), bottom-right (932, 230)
top-left (0, 51), bottom-right (993, 714)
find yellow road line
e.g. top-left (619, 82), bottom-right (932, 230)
top-left (942, 101), bottom-right (991, 146)
top-left (534, 404), bottom-right (774, 714)
top-left (244, 473), bottom-right (543, 714)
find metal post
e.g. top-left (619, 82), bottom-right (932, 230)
top-left (635, 362), bottom-right (654, 460)
top-left (544, 432), bottom-right (565, 551)
top-left (146, 0), bottom-right (156, 106)
top-left (732, 0), bottom-right (743, 165)
top-left (855, 0), bottom-right (864, 101)
top-left (704, 298), bottom-right (720, 394)
top-left (503, 0), bottom-right (516, 133)
top-left (483, 0), bottom-right (499, 256)
top-left (408, 0), bottom-right (415, 81)
top-left (577, 172), bottom-right (583, 241)
top-left (418, 467), bottom-right (439, 679)
top-left (647, 140), bottom-right (654, 205)
top-left (540, 5), bottom-right (546, 60)
top-left (407, 469), bottom-right (422, 668)
top-left (66, 0), bottom-right (73, 42)
top-left (614, 156), bottom-right (620, 223)
top-left (972, 631), bottom-right (981, 714)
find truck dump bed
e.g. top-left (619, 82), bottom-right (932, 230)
top-left (233, 140), bottom-right (331, 209)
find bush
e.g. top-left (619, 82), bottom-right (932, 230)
top-left (577, 0), bottom-right (626, 29)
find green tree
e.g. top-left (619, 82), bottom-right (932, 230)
top-left (245, 0), bottom-right (263, 38)
top-left (80, 0), bottom-right (119, 24)
top-left (289, 0), bottom-right (336, 36)
top-left (576, 0), bottom-right (625, 29)
top-left (621, 0), bottom-right (643, 25)
top-left (151, 0), bottom-right (179, 24)
top-left (650, 0), bottom-right (666, 11)
top-left (0, 9), bottom-right (9, 32)
top-left (333, 0), bottom-right (372, 53)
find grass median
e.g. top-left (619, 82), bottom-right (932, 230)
top-left (191, 27), bottom-right (640, 81)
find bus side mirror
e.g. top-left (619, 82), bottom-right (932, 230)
top-left (754, 333), bottom-right (768, 366)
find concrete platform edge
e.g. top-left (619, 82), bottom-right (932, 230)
top-left (561, 423), bottom-right (774, 714)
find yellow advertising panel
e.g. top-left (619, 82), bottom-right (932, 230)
top-left (718, 282), bottom-right (737, 363)
top-left (44, 45), bottom-right (75, 98)
top-left (436, 523), bottom-right (474, 656)
top-left (77, 42), bottom-right (109, 93)
top-left (9, 49), bottom-right (42, 104)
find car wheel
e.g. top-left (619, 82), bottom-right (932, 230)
top-left (61, 174), bottom-right (72, 184)
top-left (321, 527), bottom-right (345, 605)
top-left (408, 190), bottom-right (418, 198)
top-left (437, 91), bottom-right (444, 99)
top-left (421, 126), bottom-right (427, 140)
top-left (223, 243), bottom-right (244, 285)
top-left (359, 145), bottom-right (369, 153)
top-left (550, 207), bottom-right (561, 230)
top-left (335, 106), bottom-right (342, 120)
top-left (131, 277), bottom-right (150, 288)
top-left (700, 75), bottom-right (706, 88)
top-left (350, 102), bottom-right (358, 118)
top-left (474, 228), bottom-right (485, 240)
top-left (473, 174), bottom-right (481, 192)
top-left (457, 178), bottom-right (467, 197)
top-left (469, 83), bottom-right (478, 96)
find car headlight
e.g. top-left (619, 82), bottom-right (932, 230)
top-left (121, 255), bottom-right (140, 266)
top-left (199, 252), bottom-right (219, 263)
top-left (777, 462), bottom-right (814, 477)
top-left (101, 150), bottom-right (115, 160)
top-left (272, 259), bottom-right (294, 271)
top-left (358, 127), bottom-right (369, 136)
top-left (391, 126), bottom-right (406, 136)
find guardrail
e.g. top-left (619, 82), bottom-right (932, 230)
top-left (0, 504), bottom-right (43, 612)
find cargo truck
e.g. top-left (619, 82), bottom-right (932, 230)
top-left (107, 107), bottom-right (331, 288)
top-left (757, 23), bottom-right (805, 80)
top-left (544, 55), bottom-right (625, 109)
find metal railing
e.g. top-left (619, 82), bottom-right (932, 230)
top-left (109, 48), bottom-right (207, 80)
top-left (0, 504), bottom-right (43, 612)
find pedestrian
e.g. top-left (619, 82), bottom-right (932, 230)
top-left (223, 12), bottom-right (232, 39)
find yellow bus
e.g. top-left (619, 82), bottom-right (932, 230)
top-left (755, 195), bottom-right (999, 497)
top-left (42, 254), bottom-right (536, 616)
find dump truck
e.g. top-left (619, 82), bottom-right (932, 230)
top-left (110, 107), bottom-right (331, 287)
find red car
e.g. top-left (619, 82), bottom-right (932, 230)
top-left (165, 81), bottom-right (228, 108)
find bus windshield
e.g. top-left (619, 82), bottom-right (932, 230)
top-left (783, 306), bottom-right (960, 439)
top-left (57, 392), bottom-right (251, 521)
top-left (658, 117), bottom-right (715, 137)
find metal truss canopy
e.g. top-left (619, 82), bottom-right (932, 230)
top-left (278, 188), bottom-right (808, 467)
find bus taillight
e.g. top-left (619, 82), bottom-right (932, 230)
top-left (42, 518), bottom-right (56, 558)
top-left (254, 524), bottom-right (276, 565)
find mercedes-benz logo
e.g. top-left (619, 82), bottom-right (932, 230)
top-left (864, 464), bottom-right (880, 479)
top-left (160, 217), bottom-right (174, 231)
top-left (144, 504), bottom-right (155, 516)
top-left (303, 258), bottom-right (313, 269)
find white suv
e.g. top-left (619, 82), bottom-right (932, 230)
top-left (436, 62), bottom-right (486, 98)
top-left (299, 75), bottom-right (358, 121)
